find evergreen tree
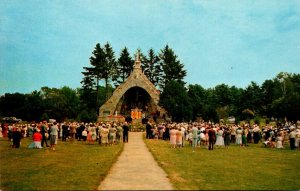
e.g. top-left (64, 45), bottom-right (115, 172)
top-left (80, 73), bottom-right (96, 110)
top-left (141, 48), bottom-right (162, 87)
top-left (115, 47), bottom-right (134, 86)
top-left (82, 43), bottom-right (105, 109)
top-left (103, 42), bottom-right (117, 100)
top-left (159, 80), bottom-right (192, 122)
top-left (159, 45), bottom-right (186, 88)
top-left (81, 42), bottom-right (116, 110)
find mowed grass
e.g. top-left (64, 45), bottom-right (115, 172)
top-left (144, 138), bottom-right (300, 190)
top-left (0, 137), bottom-right (123, 191)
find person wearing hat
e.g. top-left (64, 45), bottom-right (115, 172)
top-left (100, 125), bottom-right (109, 146)
top-left (109, 124), bottom-right (117, 145)
top-left (116, 123), bottom-right (123, 144)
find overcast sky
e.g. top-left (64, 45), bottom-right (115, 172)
top-left (1, 0), bottom-right (300, 95)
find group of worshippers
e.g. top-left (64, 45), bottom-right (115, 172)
top-left (1, 121), bottom-right (59, 150)
top-left (58, 121), bottom-right (129, 144)
top-left (144, 121), bottom-right (300, 151)
top-left (0, 121), bottom-right (130, 150)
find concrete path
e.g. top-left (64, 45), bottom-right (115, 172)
top-left (97, 132), bottom-right (174, 190)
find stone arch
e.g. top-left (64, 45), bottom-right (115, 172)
top-left (99, 79), bottom-right (159, 118)
top-left (98, 55), bottom-right (162, 120)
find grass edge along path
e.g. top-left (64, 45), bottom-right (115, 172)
top-left (0, 137), bottom-right (124, 190)
top-left (144, 137), bottom-right (300, 190)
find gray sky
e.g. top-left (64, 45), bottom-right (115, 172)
top-left (1, 0), bottom-right (300, 95)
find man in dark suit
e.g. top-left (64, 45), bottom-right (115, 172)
top-left (146, 122), bottom-right (152, 139)
top-left (62, 123), bottom-right (69, 141)
top-left (208, 126), bottom-right (216, 150)
top-left (41, 121), bottom-right (49, 147)
top-left (122, 122), bottom-right (129, 143)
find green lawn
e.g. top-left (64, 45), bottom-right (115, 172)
top-left (0, 137), bottom-right (123, 190)
top-left (144, 138), bottom-right (300, 190)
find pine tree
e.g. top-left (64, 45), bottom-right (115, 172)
top-left (141, 48), bottom-right (162, 87)
top-left (82, 43), bottom-right (105, 109)
top-left (115, 47), bottom-right (134, 86)
top-left (159, 45), bottom-right (186, 88)
top-left (103, 42), bottom-right (117, 100)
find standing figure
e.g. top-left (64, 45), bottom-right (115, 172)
top-left (109, 124), bottom-right (117, 145)
top-left (191, 125), bottom-right (198, 150)
top-left (100, 125), bottom-right (109, 146)
top-left (82, 128), bottom-right (87, 141)
top-left (176, 128), bottom-right (182, 148)
top-left (122, 122), bottom-right (129, 143)
top-left (116, 124), bottom-right (123, 143)
top-left (77, 123), bottom-right (85, 141)
top-left (236, 127), bottom-right (243, 146)
top-left (207, 127), bottom-right (216, 150)
top-left (169, 127), bottom-right (177, 148)
top-left (91, 125), bottom-right (97, 144)
top-left (224, 127), bottom-right (231, 149)
top-left (50, 122), bottom-right (59, 150)
top-left (41, 122), bottom-right (49, 147)
top-left (69, 123), bottom-right (76, 141)
top-left (247, 127), bottom-right (253, 143)
top-left (289, 128), bottom-right (296, 150)
top-left (12, 127), bottom-right (22, 148)
top-left (230, 125), bottom-right (237, 143)
top-left (163, 126), bottom-right (170, 140)
top-left (215, 127), bottom-right (225, 148)
top-left (253, 125), bottom-right (260, 144)
top-left (242, 128), bottom-right (248, 147)
top-left (146, 122), bottom-right (152, 139)
top-left (62, 123), bottom-right (69, 141)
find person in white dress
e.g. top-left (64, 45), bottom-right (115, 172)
top-left (215, 127), bottom-right (225, 147)
top-left (236, 127), bottom-right (243, 146)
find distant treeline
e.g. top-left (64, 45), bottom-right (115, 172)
top-left (0, 72), bottom-right (299, 123)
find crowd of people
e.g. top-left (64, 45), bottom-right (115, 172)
top-left (1, 119), bottom-right (299, 151)
top-left (0, 121), bottom-right (130, 149)
top-left (145, 120), bottom-right (300, 151)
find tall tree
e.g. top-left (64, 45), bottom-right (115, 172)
top-left (80, 74), bottom-right (97, 110)
top-left (81, 42), bottom-right (116, 110)
top-left (82, 43), bottom-right (105, 109)
top-left (115, 47), bottom-right (134, 86)
top-left (23, 91), bottom-right (44, 121)
top-left (103, 42), bottom-right (117, 100)
top-left (159, 45), bottom-right (186, 88)
top-left (141, 48), bottom-right (162, 87)
top-left (240, 82), bottom-right (263, 119)
top-left (159, 80), bottom-right (192, 122)
top-left (187, 84), bottom-right (206, 120)
top-left (0, 93), bottom-right (27, 120)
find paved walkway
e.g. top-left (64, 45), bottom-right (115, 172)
top-left (97, 132), bottom-right (174, 190)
